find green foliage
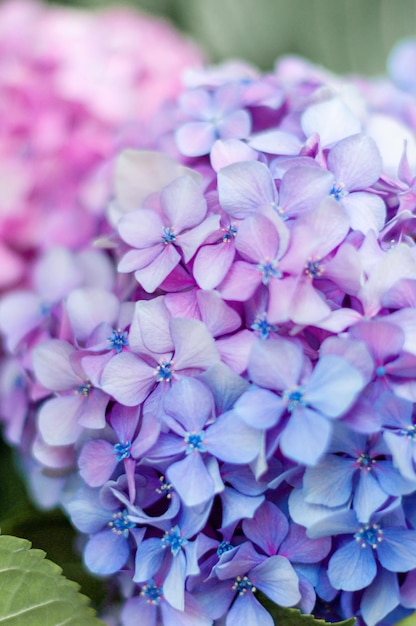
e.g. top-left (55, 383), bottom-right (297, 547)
top-left (0, 534), bottom-right (105, 625)
top-left (258, 593), bottom-right (356, 625)
top-left (0, 438), bottom-right (107, 610)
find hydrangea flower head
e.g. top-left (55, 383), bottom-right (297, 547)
top-left (4, 30), bottom-right (416, 626)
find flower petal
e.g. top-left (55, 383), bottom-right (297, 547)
top-left (33, 340), bottom-right (79, 391)
top-left (38, 395), bottom-right (84, 446)
top-left (251, 555), bottom-right (301, 607)
top-left (84, 529), bottom-right (129, 575)
top-left (164, 377), bottom-right (213, 431)
top-left (101, 352), bottom-right (154, 406)
top-left (304, 355), bottom-right (364, 418)
top-left (218, 161), bottom-right (277, 218)
top-left (167, 453), bottom-right (215, 507)
top-left (378, 528), bottom-right (416, 572)
top-left (205, 410), bottom-right (263, 463)
top-left (328, 540), bottom-right (377, 591)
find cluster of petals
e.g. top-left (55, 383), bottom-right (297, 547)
top-left (0, 0), bottom-right (202, 289)
top-left (5, 38), bottom-right (416, 626)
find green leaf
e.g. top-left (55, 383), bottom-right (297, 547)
top-left (394, 614), bottom-right (416, 626)
top-left (258, 593), bottom-right (356, 626)
top-left (0, 535), bottom-right (106, 625)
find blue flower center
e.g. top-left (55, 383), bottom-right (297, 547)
top-left (330, 182), bottom-right (348, 201)
top-left (156, 475), bottom-right (173, 498)
top-left (108, 510), bottom-right (135, 538)
top-left (257, 259), bottom-right (283, 285)
top-left (222, 224), bottom-right (238, 242)
top-left (375, 365), bottom-right (386, 377)
top-left (401, 425), bottom-right (416, 441)
top-left (161, 526), bottom-right (188, 556)
top-left (76, 381), bottom-right (92, 397)
top-left (161, 226), bottom-right (176, 245)
top-left (141, 580), bottom-right (163, 605)
top-left (217, 541), bottom-right (233, 556)
top-left (13, 375), bottom-right (25, 390)
top-left (356, 453), bottom-right (375, 472)
top-left (154, 360), bottom-right (174, 382)
top-left (283, 387), bottom-right (306, 412)
top-left (107, 329), bottom-right (129, 353)
top-left (354, 523), bottom-right (383, 549)
top-left (114, 441), bottom-right (132, 462)
top-left (305, 260), bottom-right (323, 278)
top-left (232, 575), bottom-right (257, 595)
top-left (39, 301), bottom-right (53, 316)
top-left (184, 431), bottom-right (206, 454)
top-left (272, 202), bottom-right (288, 220)
top-left (251, 312), bottom-right (277, 339)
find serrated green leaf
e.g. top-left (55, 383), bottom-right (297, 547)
top-left (0, 535), bottom-right (106, 625)
top-left (394, 613), bottom-right (416, 626)
top-left (258, 592), bottom-right (356, 626)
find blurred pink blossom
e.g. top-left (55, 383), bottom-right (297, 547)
top-left (0, 0), bottom-right (203, 288)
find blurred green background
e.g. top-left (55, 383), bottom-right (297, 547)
top-left (48, 0), bottom-right (416, 76)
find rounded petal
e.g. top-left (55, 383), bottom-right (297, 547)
top-left (205, 410), bottom-right (263, 463)
top-left (161, 175), bottom-right (207, 232)
top-left (167, 453), bottom-right (215, 507)
top-left (101, 353), bottom-right (154, 406)
top-left (248, 336), bottom-right (303, 391)
top-left (0, 291), bottom-right (43, 352)
top-left (134, 245), bottom-right (181, 293)
top-left (328, 540), bottom-right (377, 591)
top-left (33, 340), bottom-right (79, 391)
top-left (227, 592), bottom-right (273, 626)
top-left (235, 214), bottom-right (280, 262)
top-left (278, 166), bottom-right (333, 216)
top-left (361, 569), bottom-right (400, 626)
top-left (196, 289), bottom-right (241, 337)
top-left (122, 596), bottom-right (157, 626)
top-left (163, 549), bottom-right (187, 611)
top-left (251, 555), bottom-right (301, 607)
top-left (219, 109), bottom-right (251, 140)
top-left (342, 192), bottom-right (386, 235)
top-left (218, 260), bottom-right (261, 301)
top-left (84, 529), bottom-right (129, 575)
top-left (161, 592), bottom-right (213, 626)
top-left (164, 377), bottom-right (213, 431)
top-left (328, 133), bottom-right (383, 191)
top-left (78, 439), bottom-right (118, 487)
top-left (242, 501), bottom-right (289, 556)
top-left (170, 317), bottom-right (219, 371)
top-left (279, 523), bottom-right (331, 563)
top-left (134, 538), bottom-right (165, 583)
top-left (303, 455), bottom-right (353, 507)
top-left (304, 355), bottom-right (364, 418)
top-left (378, 528), bottom-right (416, 572)
top-left (218, 161), bottom-right (277, 218)
top-left (66, 288), bottom-right (120, 342)
top-left (38, 395), bottom-right (84, 446)
top-left (234, 388), bottom-right (285, 429)
top-left (118, 209), bottom-right (164, 247)
top-left (193, 240), bottom-right (236, 290)
top-left (118, 246), bottom-right (162, 273)
top-left (175, 121), bottom-right (216, 157)
top-left (301, 97), bottom-right (361, 147)
top-left (354, 471), bottom-right (389, 523)
top-left (280, 407), bottom-right (332, 466)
